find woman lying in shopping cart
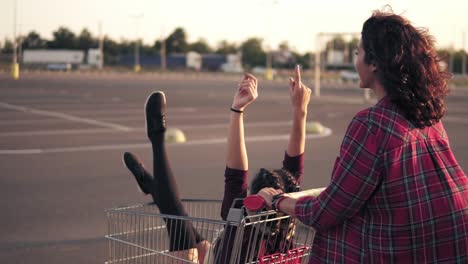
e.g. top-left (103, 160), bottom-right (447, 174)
top-left (122, 66), bottom-right (311, 263)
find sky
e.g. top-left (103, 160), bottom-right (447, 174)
top-left (1, 0), bottom-right (467, 53)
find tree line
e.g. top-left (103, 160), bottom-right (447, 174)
top-left (1, 26), bottom-right (466, 72)
top-left (0, 26), bottom-right (309, 68)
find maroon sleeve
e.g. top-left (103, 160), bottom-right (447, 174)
top-left (221, 166), bottom-right (248, 220)
top-left (282, 152), bottom-right (304, 184)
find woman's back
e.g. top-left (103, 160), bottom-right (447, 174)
top-left (356, 97), bottom-right (468, 262)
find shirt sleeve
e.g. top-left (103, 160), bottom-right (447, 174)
top-left (221, 166), bottom-right (248, 220)
top-left (282, 152), bottom-right (304, 184)
top-left (295, 115), bottom-right (382, 231)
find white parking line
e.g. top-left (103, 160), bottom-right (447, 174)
top-left (0, 120), bottom-right (293, 137)
top-left (0, 102), bottom-right (132, 131)
top-left (0, 128), bottom-right (119, 137)
top-left (0, 128), bottom-right (332, 155)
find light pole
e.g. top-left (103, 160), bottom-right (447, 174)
top-left (98, 21), bottom-right (104, 70)
top-left (11, 0), bottom-right (19, 80)
top-left (314, 33), bottom-right (322, 97)
top-left (262, 0), bottom-right (277, 80)
top-left (130, 14), bottom-right (143, 73)
top-left (160, 26), bottom-right (166, 71)
top-left (462, 30), bottom-right (466, 77)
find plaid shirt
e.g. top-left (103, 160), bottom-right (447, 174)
top-left (296, 97), bottom-right (468, 263)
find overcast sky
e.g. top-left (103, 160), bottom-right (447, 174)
top-left (1, 0), bottom-right (467, 52)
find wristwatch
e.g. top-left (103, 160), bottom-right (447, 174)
top-left (271, 193), bottom-right (285, 211)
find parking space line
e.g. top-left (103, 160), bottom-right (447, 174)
top-left (0, 128), bottom-right (332, 155)
top-left (0, 120), bottom-right (294, 137)
top-left (0, 102), bottom-right (132, 131)
top-left (0, 128), bottom-right (118, 137)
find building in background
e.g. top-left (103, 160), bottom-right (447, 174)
top-left (119, 51), bottom-right (201, 70)
top-left (201, 52), bottom-right (243, 72)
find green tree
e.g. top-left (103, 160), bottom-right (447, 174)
top-left (118, 39), bottom-right (135, 55)
top-left (451, 50), bottom-right (467, 74)
top-left (77, 28), bottom-right (97, 50)
top-left (295, 52), bottom-right (311, 69)
top-left (1, 38), bottom-right (14, 53)
top-left (188, 38), bottom-right (212, 53)
top-left (240, 37), bottom-right (266, 68)
top-left (153, 40), bottom-right (162, 53)
top-left (347, 38), bottom-right (359, 63)
top-left (48, 26), bottom-right (77, 49)
top-left (165, 27), bottom-right (188, 54)
top-left (102, 36), bottom-right (120, 64)
top-left (278, 41), bottom-right (290, 51)
top-left (21, 31), bottom-right (47, 49)
top-left (216, 40), bottom-right (238, 54)
top-left (325, 36), bottom-right (346, 51)
top-left (141, 41), bottom-right (156, 55)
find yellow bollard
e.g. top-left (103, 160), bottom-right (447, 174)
top-left (306, 121), bottom-right (324, 134)
top-left (165, 128), bottom-right (186, 143)
top-left (265, 68), bottom-right (273, 80)
top-left (11, 63), bottom-right (19, 80)
top-left (134, 64), bottom-right (141, 73)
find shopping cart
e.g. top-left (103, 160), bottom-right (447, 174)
top-left (105, 198), bottom-right (316, 263)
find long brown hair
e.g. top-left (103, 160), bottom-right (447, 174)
top-left (361, 9), bottom-right (451, 128)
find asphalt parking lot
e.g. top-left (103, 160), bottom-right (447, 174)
top-left (1, 72), bottom-right (467, 263)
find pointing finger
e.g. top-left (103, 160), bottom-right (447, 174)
top-left (295, 65), bottom-right (301, 84)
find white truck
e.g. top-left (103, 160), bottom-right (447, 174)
top-left (23, 49), bottom-right (85, 70)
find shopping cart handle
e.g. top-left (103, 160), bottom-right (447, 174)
top-left (244, 195), bottom-right (266, 211)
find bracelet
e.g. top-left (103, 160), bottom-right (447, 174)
top-left (275, 196), bottom-right (287, 212)
top-left (230, 107), bottom-right (243, 113)
top-left (271, 193), bottom-right (285, 211)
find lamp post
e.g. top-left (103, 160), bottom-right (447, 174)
top-left (11, 0), bottom-right (19, 80)
top-left (160, 26), bottom-right (166, 71)
top-left (262, 0), bottom-right (277, 80)
top-left (462, 30), bottom-right (466, 77)
top-left (130, 14), bottom-right (143, 73)
top-left (98, 21), bottom-right (104, 70)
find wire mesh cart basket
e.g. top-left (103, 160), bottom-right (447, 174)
top-left (105, 199), bottom-right (315, 263)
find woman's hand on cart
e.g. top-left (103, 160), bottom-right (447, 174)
top-left (244, 188), bottom-right (291, 212)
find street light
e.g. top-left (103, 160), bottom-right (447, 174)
top-left (261, 0), bottom-right (278, 80)
top-left (160, 26), bottom-right (166, 71)
top-left (98, 21), bottom-right (104, 70)
top-left (130, 14), bottom-right (143, 73)
top-left (11, 0), bottom-right (19, 80)
top-left (462, 29), bottom-right (467, 77)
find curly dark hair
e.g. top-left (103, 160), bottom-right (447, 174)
top-left (250, 168), bottom-right (299, 195)
top-left (361, 9), bottom-right (451, 128)
top-left (246, 168), bottom-right (299, 258)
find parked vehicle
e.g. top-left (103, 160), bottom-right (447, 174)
top-left (46, 63), bottom-right (72, 71)
top-left (339, 70), bottom-right (360, 82)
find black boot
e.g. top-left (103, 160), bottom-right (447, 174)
top-left (123, 152), bottom-right (153, 195)
top-left (145, 91), bottom-right (166, 141)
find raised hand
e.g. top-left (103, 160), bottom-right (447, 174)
top-left (232, 73), bottom-right (258, 111)
top-left (289, 65), bottom-right (311, 114)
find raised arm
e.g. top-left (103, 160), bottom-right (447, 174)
top-left (287, 65), bottom-right (311, 157)
top-left (226, 74), bottom-right (258, 170)
top-left (258, 116), bottom-right (382, 232)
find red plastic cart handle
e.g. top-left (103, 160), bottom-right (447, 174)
top-left (244, 195), bottom-right (266, 211)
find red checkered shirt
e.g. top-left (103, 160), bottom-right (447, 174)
top-left (295, 97), bottom-right (468, 263)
